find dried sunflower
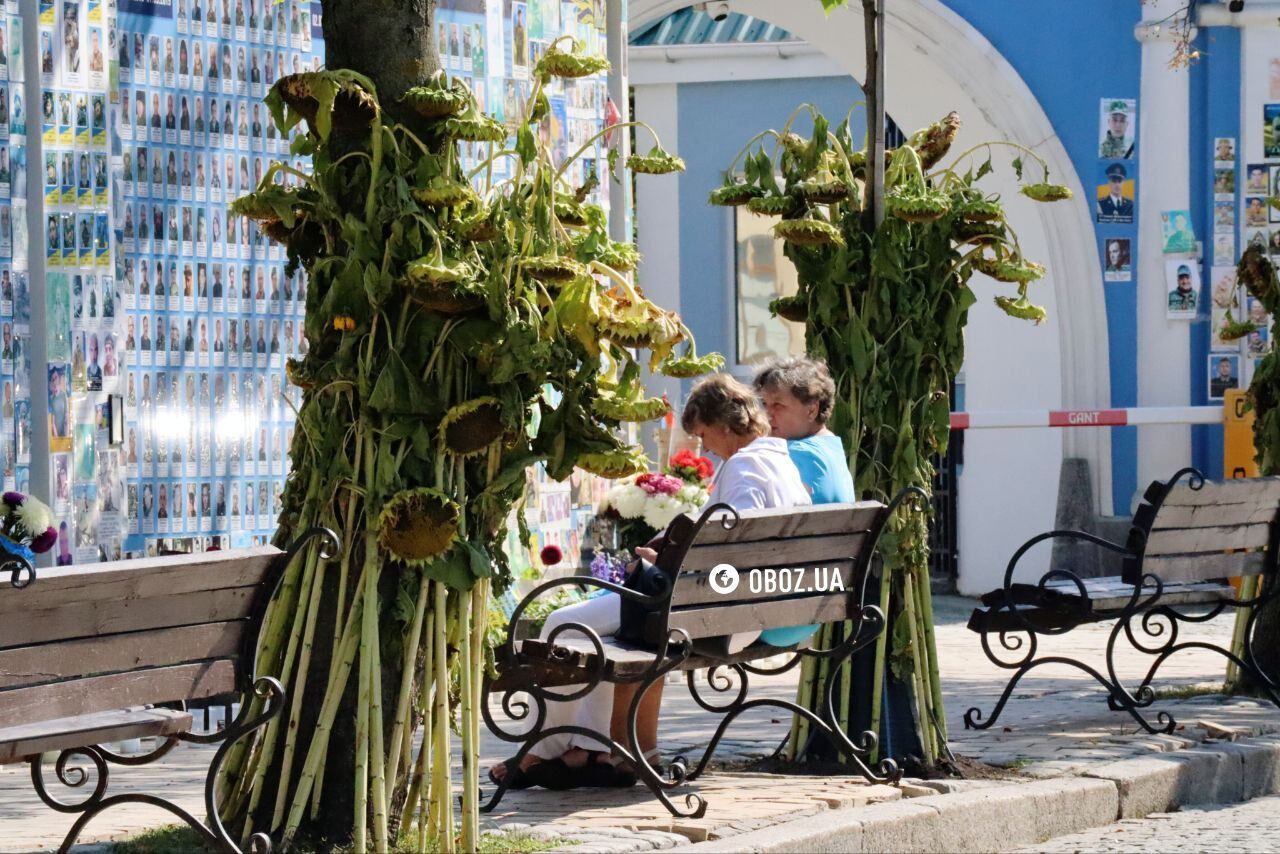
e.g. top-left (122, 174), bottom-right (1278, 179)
top-left (973, 255), bottom-right (1045, 284)
top-left (400, 80), bottom-right (471, 119)
top-left (555, 197), bottom-right (590, 226)
top-left (593, 393), bottom-right (671, 422)
top-left (952, 221), bottom-right (1006, 246)
top-left (747, 195), bottom-right (801, 217)
top-left (443, 111), bottom-right (507, 143)
top-left (536, 46), bottom-right (611, 79)
top-left (285, 357), bottom-right (315, 390)
top-left (598, 292), bottom-right (682, 349)
top-left (658, 350), bottom-right (725, 378)
top-left (584, 240), bottom-right (640, 272)
top-left (1220, 317), bottom-right (1258, 342)
top-left (885, 187), bottom-right (951, 223)
top-left (440, 397), bottom-right (506, 457)
top-left (230, 186), bottom-right (302, 223)
top-left (708, 182), bottom-right (765, 207)
top-left (1020, 183), bottom-right (1074, 203)
top-left (405, 254), bottom-right (475, 286)
top-left (995, 294), bottom-right (1048, 324)
top-left (793, 179), bottom-right (852, 204)
top-left (521, 256), bottom-right (587, 283)
top-left (627, 146), bottom-right (686, 175)
top-left (277, 72), bottom-right (378, 133)
top-left (779, 132), bottom-right (808, 157)
top-left (909, 111), bottom-right (962, 171)
top-left (414, 176), bottom-right (477, 208)
top-left (952, 198), bottom-right (1003, 223)
top-left (453, 209), bottom-right (502, 242)
top-left (773, 218), bottom-right (845, 247)
top-left (576, 448), bottom-right (651, 479)
top-left (770, 295), bottom-right (808, 323)
top-left (377, 488), bottom-right (460, 567)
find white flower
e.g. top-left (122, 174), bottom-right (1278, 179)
top-left (610, 484), bottom-right (648, 520)
top-left (643, 494), bottom-right (684, 530)
top-left (15, 497), bottom-right (53, 535)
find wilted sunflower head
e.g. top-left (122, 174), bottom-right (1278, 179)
top-left (995, 293), bottom-right (1048, 325)
top-left (576, 448), bottom-right (651, 479)
top-left (885, 187), bottom-right (951, 224)
top-left (1020, 182), bottom-right (1073, 203)
top-left (440, 397), bottom-right (506, 457)
top-left (709, 182), bottom-right (765, 207)
top-left (377, 488), bottom-right (460, 567)
top-left (773, 218), bottom-right (845, 247)
top-left (536, 46), bottom-right (611, 79)
top-left (414, 177), bottom-right (478, 208)
top-left (770, 294), bottom-right (809, 323)
top-left (747, 194), bottom-right (801, 218)
top-left (658, 350), bottom-right (725, 379)
top-left (521, 255), bottom-right (588, 283)
top-left (593, 393), bottom-right (671, 423)
top-left (952, 198), bottom-right (1003, 223)
top-left (443, 111), bottom-right (507, 143)
top-left (627, 147), bottom-right (686, 175)
top-left (401, 78), bottom-right (471, 119)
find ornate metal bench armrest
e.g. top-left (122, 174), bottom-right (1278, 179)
top-left (984, 529), bottom-right (1135, 634)
top-left (4, 547), bottom-right (35, 589)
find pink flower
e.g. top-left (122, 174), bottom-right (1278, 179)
top-left (539, 544), bottom-right (563, 566)
top-left (31, 526), bottom-right (57, 554)
top-left (636, 473), bottom-right (683, 496)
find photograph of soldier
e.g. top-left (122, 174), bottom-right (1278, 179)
top-left (1214, 137), bottom-right (1236, 163)
top-left (1096, 163), bottom-right (1134, 224)
top-left (1103, 238), bottom-right (1131, 282)
top-left (1099, 98), bottom-right (1135, 159)
top-left (1166, 261), bottom-right (1199, 319)
top-left (1209, 354), bottom-right (1239, 400)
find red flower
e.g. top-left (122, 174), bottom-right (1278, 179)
top-left (540, 544), bottom-right (563, 566)
top-left (668, 450), bottom-right (714, 483)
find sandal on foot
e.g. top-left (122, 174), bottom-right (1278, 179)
top-left (487, 756), bottom-right (535, 790)
top-left (576, 750), bottom-right (637, 788)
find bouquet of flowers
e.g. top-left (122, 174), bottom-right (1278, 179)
top-left (594, 451), bottom-right (715, 561)
top-left (0, 491), bottom-right (57, 562)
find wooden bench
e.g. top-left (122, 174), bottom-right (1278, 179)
top-left (484, 492), bottom-right (922, 818)
top-left (0, 527), bottom-right (337, 854)
top-left (965, 468), bottom-right (1280, 733)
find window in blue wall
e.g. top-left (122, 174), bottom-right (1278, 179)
top-left (734, 207), bottom-right (805, 365)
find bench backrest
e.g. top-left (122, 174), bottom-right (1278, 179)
top-left (1125, 473), bottom-right (1280, 585)
top-left (0, 545), bottom-right (283, 724)
top-left (642, 502), bottom-right (890, 645)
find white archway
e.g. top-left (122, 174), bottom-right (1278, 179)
top-left (628, 0), bottom-right (1114, 592)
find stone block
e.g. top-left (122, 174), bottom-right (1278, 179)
top-left (1082, 749), bottom-right (1229, 818)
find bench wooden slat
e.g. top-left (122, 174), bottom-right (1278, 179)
top-left (671, 559), bottom-right (860, 607)
top-left (0, 622), bottom-right (246, 690)
top-left (969, 579), bottom-right (1236, 632)
top-left (0, 548), bottom-right (280, 614)
top-left (1143, 522), bottom-right (1272, 557)
top-left (0, 707), bottom-right (193, 764)
top-left (665, 594), bottom-right (853, 640)
top-left (1158, 477), bottom-right (1280, 507)
top-left (1043, 578), bottom-right (1236, 612)
top-left (667, 503), bottom-right (885, 547)
top-left (1138, 551), bottom-right (1269, 583)
top-left (1151, 502), bottom-right (1280, 530)
top-left (0, 585), bottom-right (257, 649)
top-left (495, 636), bottom-right (803, 688)
top-left (0, 660), bottom-right (237, 721)
top-left (678, 533), bottom-right (867, 573)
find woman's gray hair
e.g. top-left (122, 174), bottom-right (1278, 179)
top-left (752, 357), bottom-right (837, 424)
top-left (681, 374), bottom-right (770, 438)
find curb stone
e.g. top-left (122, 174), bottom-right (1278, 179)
top-left (670, 735), bottom-right (1280, 853)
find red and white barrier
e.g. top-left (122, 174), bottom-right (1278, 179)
top-left (949, 406), bottom-right (1224, 431)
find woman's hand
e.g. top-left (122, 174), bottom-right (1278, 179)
top-left (634, 546), bottom-right (658, 563)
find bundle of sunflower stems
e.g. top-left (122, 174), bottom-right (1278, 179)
top-left (711, 106), bottom-right (1071, 768)
top-left (219, 37), bottom-right (721, 852)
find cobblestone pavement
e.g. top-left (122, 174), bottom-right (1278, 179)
top-left (1015, 794), bottom-right (1280, 852)
top-left (3, 596), bottom-right (1278, 852)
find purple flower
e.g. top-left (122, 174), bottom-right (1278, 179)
top-left (30, 526), bottom-right (57, 554)
top-left (2, 491), bottom-right (24, 507)
top-left (590, 552), bottom-right (626, 585)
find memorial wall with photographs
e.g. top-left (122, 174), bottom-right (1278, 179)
top-left (23, 0), bottom-right (615, 568)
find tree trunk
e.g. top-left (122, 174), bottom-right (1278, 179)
top-left (323, 0), bottom-right (440, 124)
top-left (243, 4), bottom-right (441, 844)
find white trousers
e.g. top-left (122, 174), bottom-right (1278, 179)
top-left (530, 592), bottom-right (761, 759)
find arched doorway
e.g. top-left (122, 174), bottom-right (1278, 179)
top-left (628, 0), bottom-right (1112, 593)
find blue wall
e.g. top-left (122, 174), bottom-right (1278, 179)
top-left (667, 4), bottom-right (1244, 515)
top-left (674, 76), bottom-right (866, 365)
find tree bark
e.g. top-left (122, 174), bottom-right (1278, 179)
top-left (322, 0), bottom-right (440, 125)
top-left (248, 4), bottom-right (441, 844)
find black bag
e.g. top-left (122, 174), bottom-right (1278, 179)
top-left (616, 558), bottom-right (672, 646)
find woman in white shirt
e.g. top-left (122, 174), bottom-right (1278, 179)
top-left (490, 375), bottom-right (811, 790)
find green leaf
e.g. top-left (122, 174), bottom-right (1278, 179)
top-left (516, 124), bottom-right (538, 166)
top-left (976, 158), bottom-right (993, 181)
top-left (821, 0), bottom-right (849, 11)
top-left (464, 540), bottom-right (494, 579)
top-left (421, 549), bottom-right (474, 591)
top-left (1011, 156), bottom-right (1024, 181)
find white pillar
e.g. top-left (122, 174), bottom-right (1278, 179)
top-left (1134, 0), bottom-right (1194, 505)
top-left (606, 0), bottom-right (632, 245)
